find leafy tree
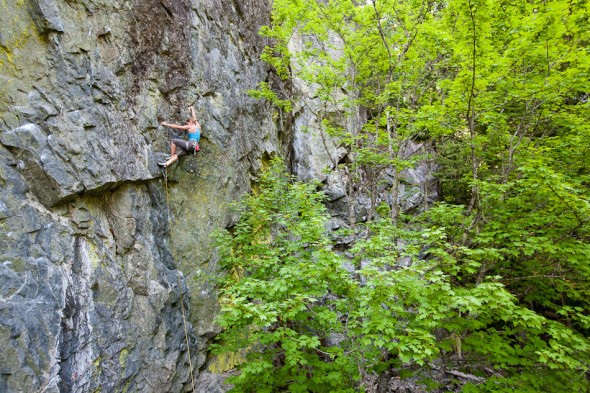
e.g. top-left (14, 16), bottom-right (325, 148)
top-left (224, 0), bottom-right (590, 391)
top-left (214, 158), bottom-right (361, 392)
top-left (372, 204), bottom-right (590, 391)
top-left (214, 162), bottom-right (590, 392)
top-left (256, 0), bottom-right (442, 225)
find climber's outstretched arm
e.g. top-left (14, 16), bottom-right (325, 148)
top-left (160, 121), bottom-right (193, 131)
top-left (189, 106), bottom-right (201, 129)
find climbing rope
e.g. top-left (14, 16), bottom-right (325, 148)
top-left (164, 170), bottom-right (196, 392)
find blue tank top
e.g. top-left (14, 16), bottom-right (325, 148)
top-left (188, 127), bottom-right (200, 142)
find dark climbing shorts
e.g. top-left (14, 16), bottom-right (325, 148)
top-left (172, 139), bottom-right (198, 156)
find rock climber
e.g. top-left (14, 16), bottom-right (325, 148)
top-left (158, 106), bottom-right (201, 168)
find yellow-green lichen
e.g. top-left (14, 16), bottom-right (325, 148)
top-left (87, 242), bottom-right (102, 270)
top-left (0, 1), bottom-right (47, 79)
top-left (93, 355), bottom-right (102, 375)
top-left (117, 380), bottom-right (131, 393)
top-left (207, 351), bottom-right (246, 374)
top-left (118, 348), bottom-right (129, 369)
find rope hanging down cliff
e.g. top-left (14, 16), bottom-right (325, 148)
top-left (157, 105), bottom-right (202, 391)
top-left (164, 172), bottom-right (196, 392)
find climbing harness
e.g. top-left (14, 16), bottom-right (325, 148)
top-left (190, 140), bottom-right (200, 154)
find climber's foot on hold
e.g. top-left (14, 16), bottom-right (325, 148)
top-left (158, 161), bottom-right (168, 167)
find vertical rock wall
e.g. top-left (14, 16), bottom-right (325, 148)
top-left (0, 0), bottom-right (280, 392)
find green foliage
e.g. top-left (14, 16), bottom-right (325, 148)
top-left (229, 0), bottom-right (590, 391)
top-left (247, 82), bottom-right (292, 112)
top-left (214, 158), bottom-right (360, 392)
top-left (215, 161), bottom-right (590, 392)
top-left (350, 208), bottom-right (590, 392)
top-left (411, 203), bottom-right (590, 391)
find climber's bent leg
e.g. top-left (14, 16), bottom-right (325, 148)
top-left (170, 140), bottom-right (177, 156)
top-left (172, 139), bottom-right (190, 155)
top-left (159, 139), bottom-right (190, 167)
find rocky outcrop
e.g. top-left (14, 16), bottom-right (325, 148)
top-left (286, 32), bottom-right (438, 230)
top-left (0, 0), bottom-right (279, 392)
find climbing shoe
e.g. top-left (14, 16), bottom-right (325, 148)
top-left (158, 161), bottom-right (168, 167)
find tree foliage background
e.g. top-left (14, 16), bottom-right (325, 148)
top-left (214, 0), bottom-right (590, 391)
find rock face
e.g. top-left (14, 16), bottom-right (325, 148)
top-left (286, 32), bottom-right (438, 231)
top-left (0, 0), bottom-right (280, 392)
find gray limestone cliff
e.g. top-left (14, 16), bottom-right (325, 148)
top-left (0, 0), bottom-right (281, 392)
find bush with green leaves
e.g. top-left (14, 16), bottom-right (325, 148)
top-left (213, 158), bottom-right (361, 392)
top-left (215, 0), bottom-right (590, 390)
top-left (214, 159), bottom-right (590, 392)
top-left (353, 207), bottom-right (590, 392)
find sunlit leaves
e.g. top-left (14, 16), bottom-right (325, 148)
top-left (227, 0), bottom-right (590, 390)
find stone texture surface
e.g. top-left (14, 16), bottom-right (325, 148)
top-left (0, 0), bottom-right (278, 392)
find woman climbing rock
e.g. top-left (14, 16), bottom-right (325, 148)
top-left (158, 106), bottom-right (201, 168)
